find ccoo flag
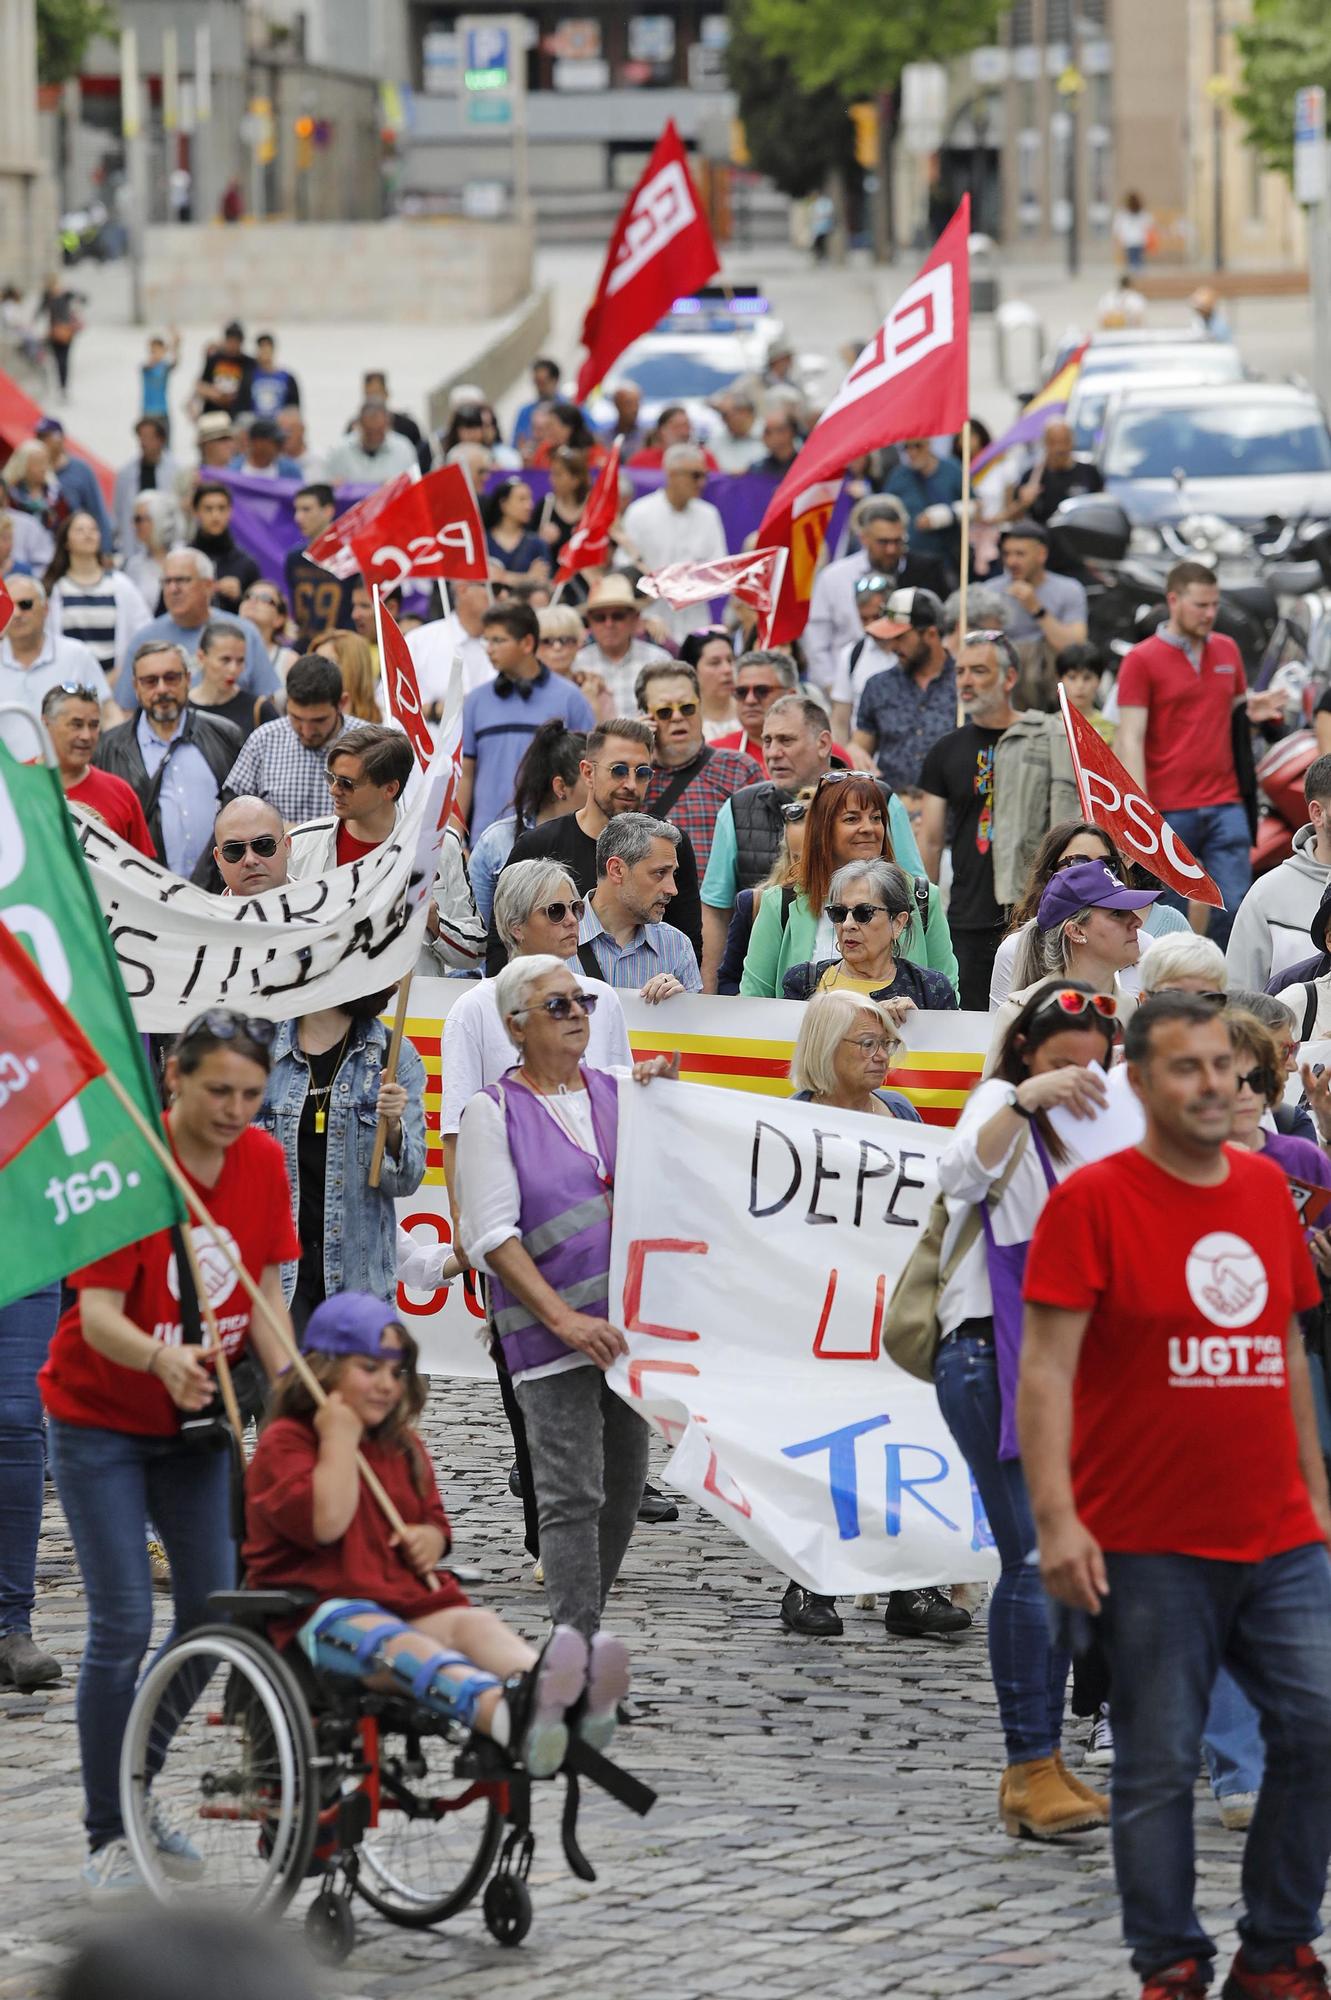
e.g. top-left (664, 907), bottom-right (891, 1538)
top-left (554, 438), bottom-right (623, 583)
top-left (575, 122), bottom-right (720, 402)
top-left (0, 747), bottom-right (185, 1307)
top-left (757, 199), bottom-right (971, 643)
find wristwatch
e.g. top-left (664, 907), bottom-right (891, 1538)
top-left (1005, 1086), bottom-right (1036, 1120)
top-left (1033, 604), bottom-right (1048, 620)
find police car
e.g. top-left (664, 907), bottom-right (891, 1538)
top-left (588, 286), bottom-right (788, 442)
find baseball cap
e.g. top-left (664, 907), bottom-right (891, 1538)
top-left (1037, 859), bottom-right (1162, 929)
top-left (35, 416), bottom-right (64, 438)
top-left (301, 1292), bottom-right (406, 1360)
top-left (868, 586), bottom-right (945, 640)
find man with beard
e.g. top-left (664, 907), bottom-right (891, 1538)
top-left (95, 640), bottom-right (239, 880)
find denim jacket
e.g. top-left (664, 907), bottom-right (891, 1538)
top-left (258, 1016), bottom-right (427, 1307)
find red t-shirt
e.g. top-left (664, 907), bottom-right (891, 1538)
top-left (243, 1415), bottom-right (465, 1642)
top-left (40, 1126), bottom-right (300, 1436)
top-left (1023, 1145), bottom-right (1322, 1561)
top-left (335, 823), bottom-right (383, 865)
top-left (1115, 629), bottom-right (1245, 811)
top-left (66, 767), bottom-right (156, 856)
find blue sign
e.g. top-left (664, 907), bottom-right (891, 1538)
top-left (466, 25), bottom-right (510, 74)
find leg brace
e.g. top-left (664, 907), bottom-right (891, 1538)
top-left (297, 1597), bottom-right (499, 1730)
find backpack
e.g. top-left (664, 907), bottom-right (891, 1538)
top-left (882, 1129), bottom-right (1029, 1382)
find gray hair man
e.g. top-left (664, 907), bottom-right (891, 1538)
top-left (580, 811), bottom-right (702, 1002)
top-left (95, 639), bottom-right (242, 881)
top-left (620, 445), bottom-right (728, 643)
top-left (115, 543), bottom-right (275, 707)
top-left (804, 494), bottom-right (950, 693)
top-left (0, 572), bottom-right (113, 756)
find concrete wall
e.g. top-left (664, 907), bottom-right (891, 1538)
top-left (0, 0), bottom-right (57, 287)
top-left (141, 217), bottom-right (533, 323)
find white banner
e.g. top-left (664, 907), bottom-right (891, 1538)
top-left (605, 1076), bottom-right (997, 1594)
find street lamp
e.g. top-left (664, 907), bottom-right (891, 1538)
top-left (1056, 64), bottom-right (1086, 278)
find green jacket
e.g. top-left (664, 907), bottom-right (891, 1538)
top-left (739, 876), bottom-right (959, 999)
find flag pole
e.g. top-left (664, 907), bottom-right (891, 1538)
top-left (956, 420), bottom-right (972, 727)
top-left (368, 977), bottom-right (412, 1189)
top-left (97, 1067), bottom-right (435, 1579)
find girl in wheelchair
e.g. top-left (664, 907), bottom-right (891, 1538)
top-left (242, 1291), bottom-right (630, 1778)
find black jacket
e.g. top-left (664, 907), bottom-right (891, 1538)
top-left (95, 706), bottom-right (242, 885)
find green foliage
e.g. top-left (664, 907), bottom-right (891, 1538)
top-left (728, 0), bottom-right (1006, 98)
top-left (36, 0), bottom-right (117, 87)
top-left (1234, 0), bottom-right (1331, 179)
top-left (726, 0), bottom-right (858, 199)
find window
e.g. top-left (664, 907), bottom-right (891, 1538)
top-left (1009, 1), bottom-right (1034, 45)
top-left (1047, 0), bottom-right (1071, 40)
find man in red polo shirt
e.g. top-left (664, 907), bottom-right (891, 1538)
top-left (1019, 993), bottom-right (1331, 2000)
top-left (1115, 562), bottom-right (1284, 947)
top-left (40, 680), bottom-right (154, 855)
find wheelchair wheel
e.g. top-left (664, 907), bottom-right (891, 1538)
top-left (483, 1872), bottom-right (533, 1947)
top-left (354, 1722), bottom-right (505, 1929)
top-left (121, 1624), bottom-right (319, 1912)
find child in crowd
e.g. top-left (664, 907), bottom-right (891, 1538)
top-left (140, 329), bottom-right (180, 431)
top-left (242, 1293), bottom-right (629, 1777)
top-left (1056, 642), bottom-right (1114, 743)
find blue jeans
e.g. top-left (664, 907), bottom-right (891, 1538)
top-left (1098, 1543), bottom-right (1331, 1979)
top-left (1158, 802), bottom-right (1252, 948)
top-left (47, 1420), bottom-right (236, 1851)
top-left (935, 1334), bottom-right (1068, 1761)
top-left (0, 1285), bottom-right (61, 1634)
top-left (1205, 1667), bottom-right (1266, 1802)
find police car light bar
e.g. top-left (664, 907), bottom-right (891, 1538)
top-left (669, 292), bottom-right (770, 315)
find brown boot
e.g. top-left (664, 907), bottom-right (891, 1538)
top-left (999, 1756), bottom-right (1106, 1840)
top-left (1054, 1751), bottom-right (1110, 1819)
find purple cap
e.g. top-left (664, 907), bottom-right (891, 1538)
top-left (1037, 858), bottom-right (1162, 930)
top-left (34, 416), bottom-right (64, 438)
top-left (301, 1292), bottom-right (404, 1360)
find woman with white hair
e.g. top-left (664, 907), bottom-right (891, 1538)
top-left (124, 487), bottom-right (185, 606)
top-left (782, 858), bottom-right (957, 1016)
top-left (536, 603), bottom-right (586, 680)
top-left (454, 955), bottom-right (674, 1641)
top-left (3, 438), bottom-right (62, 566)
top-left (1138, 931), bottom-right (1228, 999)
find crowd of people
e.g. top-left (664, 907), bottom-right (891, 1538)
top-left (6, 316), bottom-right (1331, 2000)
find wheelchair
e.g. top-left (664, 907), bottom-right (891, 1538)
top-left (119, 1585), bottom-right (656, 1962)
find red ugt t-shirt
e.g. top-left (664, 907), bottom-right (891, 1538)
top-left (1023, 1145), bottom-right (1322, 1561)
top-left (67, 767), bottom-right (155, 857)
top-left (1115, 629), bottom-right (1245, 812)
top-left (41, 1126), bottom-right (300, 1436)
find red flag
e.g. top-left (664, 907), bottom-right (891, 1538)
top-left (374, 589), bottom-right (435, 771)
top-left (554, 438), bottom-right (623, 583)
top-left (350, 465), bottom-right (488, 590)
top-left (638, 547), bottom-right (786, 614)
top-left (756, 199), bottom-right (971, 644)
top-left (757, 480), bottom-right (843, 648)
top-left (1059, 689), bottom-right (1224, 909)
top-left (575, 123), bottom-right (720, 402)
top-left (0, 577), bottom-right (12, 637)
top-left (307, 472), bottom-right (416, 580)
top-left (0, 923), bottom-right (105, 1169)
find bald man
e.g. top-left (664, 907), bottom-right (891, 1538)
top-left (212, 795), bottom-right (290, 897)
top-left (1007, 418), bottom-right (1104, 528)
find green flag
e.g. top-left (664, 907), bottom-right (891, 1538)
top-left (0, 744), bottom-right (185, 1306)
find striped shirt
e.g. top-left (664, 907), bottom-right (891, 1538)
top-left (577, 900), bottom-right (702, 992)
top-left (52, 578), bottom-right (119, 671)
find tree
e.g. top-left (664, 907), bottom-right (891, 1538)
top-left (726, 1), bottom-right (859, 201)
top-left (36, 0), bottom-right (116, 88)
top-left (727, 0), bottom-right (1006, 101)
top-left (1235, 0), bottom-right (1331, 179)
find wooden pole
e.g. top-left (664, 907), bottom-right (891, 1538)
top-left (177, 1222), bottom-right (245, 1445)
top-left (368, 973), bottom-right (411, 1188)
top-left (101, 1068), bottom-right (436, 1582)
top-left (956, 421), bottom-right (972, 727)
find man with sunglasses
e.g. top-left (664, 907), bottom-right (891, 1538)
top-left (95, 639), bottom-right (241, 884)
top-left (40, 681), bottom-right (153, 856)
top-left (709, 648), bottom-right (803, 769)
top-left (0, 574), bottom-right (115, 755)
top-left (620, 445), bottom-right (727, 644)
top-left (577, 575), bottom-right (669, 714)
top-left (211, 796), bottom-right (290, 896)
top-left (638, 661), bottom-right (761, 874)
top-left (804, 495), bottom-right (950, 694)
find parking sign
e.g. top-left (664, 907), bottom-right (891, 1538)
top-left (1295, 86), bottom-right (1327, 206)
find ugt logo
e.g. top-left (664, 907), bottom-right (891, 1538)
top-left (607, 162), bottom-right (698, 296)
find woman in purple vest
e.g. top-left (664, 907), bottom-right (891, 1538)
top-left (455, 954), bottom-right (675, 1641)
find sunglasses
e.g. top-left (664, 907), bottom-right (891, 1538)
top-left (511, 991), bottom-right (600, 1021)
top-left (536, 898), bottom-right (585, 924)
top-left (541, 634), bottom-right (579, 648)
top-left (219, 835), bottom-right (280, 863)
top-left (327, 771), bottom-right (366, 793)
top-left (651, 701), bottom-right (698, 721)
top-left (53, 680), bottom-right (100, 701)
top-left (179, 1008), bottom-right (277, 1048)
top-left (136, 671), bottom-right (186, 689)
top-left (8, 593), bottom-right (40, 609)
top-left (827, 902), bottom-right (893, 926)
top-left (588, 608), bottom-right (632, 622)
top-left (682, 469), bottom-right (708, 481)
top-left (1032, 988), bottom-right (1118, 1023)
top-left (963, 629), bottom-right (1020, 672)
top-left (738, 683), bottom-right (778, 702)
top-left (780, 801), bottom-right (809, 824)
top-left (605, 761), bottom-right (653, 782)
top-left (1235, 1064), bottom-right (1276, 1097)
top-left (243, 591), bottom-right (282, 610)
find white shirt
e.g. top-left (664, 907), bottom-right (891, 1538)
top-left (575, 634), bottom-right (669, 715)
top-left (620, 490), bottom-right (728, 642)
top-left (407, 614), bottom-right (495, 710)
top-left (439, 971), bottom-right (632, 1135)
top-left (325, 431), bottom-right (420, 483)
top-left (831, 633), bottom-right (897, 720)
top-left (803, 548), bottom-right (873, 693)
top-left (934, 1076), bottom-right (1074, 1338)
top-left (0, 631), bottom-right (111, 756)
top-left (710, 431), bottom-right (767, 474)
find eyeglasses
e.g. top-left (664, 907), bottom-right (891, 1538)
top-left (219, 835), bottom-right (280, 863)
top-left (536, 898), bottom-right (585, 924)
top-left (327, 771), bottom-right (366, 793)
top-left (179, 1009), bottom-right (277, 1048)
top-left (541, 634), bottom-right (579, 648)
top-left (737, 683), bottom-right (778, 703)
top-left (1032, 988), bottom-right (1118, 1023)
top-left (827, 902), bottom-right (892, 926)
top-left (511, 991), bottom-right (600, 1021)
top-left (1235, 1064), bottom-right (1276, 1097)
top-left (162, 575), bottom-right (195, 587)
top-left (650, 701), bottom-right (698, 721)
top-left (843, 1035), bottom-right (895, 1058)
top-left (604, 761), bottom-right (653, 782)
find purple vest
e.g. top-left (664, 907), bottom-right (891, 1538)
top-left (485, 1067), bottom-right (619, 1375)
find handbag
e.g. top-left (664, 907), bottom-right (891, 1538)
top-left (882, 1126), bottom-right (1030, 1383)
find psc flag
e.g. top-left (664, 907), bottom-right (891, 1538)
top-left (0, 747), bottom-right (184, 1308)
top-left (554, 439), bottom-right (623, 583)
top-left (375, 588), bottom-right (435, 770)
top-left (757, 198), bottom-right (971, 644)
top-left (0, 924), bottom-right (104, 1169)
top-left (350, 466), bottom-right (488, 591)
top-left (575, 122), bottom-right (720, 402)
top-left (1058, 688), bottom-right (1223, 909)
top-left (306, 470), bottom-right (416, 580)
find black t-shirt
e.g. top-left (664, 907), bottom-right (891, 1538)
top-left (200, 348), bottom-right (256, 414)
top-left (483, 810), bottom-right (703, 976)
top-left (190, 688), bottom-right (262, 740)
top-left (296, 1044), bottom-right (339, 1284)
top-left (1027, 459), bottom-right (1104, 525)
top-left (918, 721), bottom-right (1009, 931)
top-left (284, 549), bottom-right (357, 646)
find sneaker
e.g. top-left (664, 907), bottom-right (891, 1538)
top-left (531, 1558), bottom-right (545, 1585)
top-left (1143, 1960), bottom-right (1210, 1999)
top-left (0, 1631), bottom-right (63, 1690)
top-left (1084, 1703), bottom-right (1115, 1769)
top-left (577, 1632), bottom-right (631, 1753)
top-left (883, 1587), bottom-right (972, 1639)
top-left (146, 1537), bottom-right (170, 1591)
top-left (1220, 1944), bottom-right (1331, 1997)
top-left (81, 1839), bottom-right (146, 1905)
top-left (147, 1797), bottom-right (205, 1880)
top-left (504, 1625), bottom-right (588, 1779)
top-left (636, 1481), bottom-right (679, 1525)
top-left (1218, 1790), bottom-right (1259, 1831)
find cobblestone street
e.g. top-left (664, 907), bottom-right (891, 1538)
top-left (0, 1379), bottom-right (1276, 2000)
